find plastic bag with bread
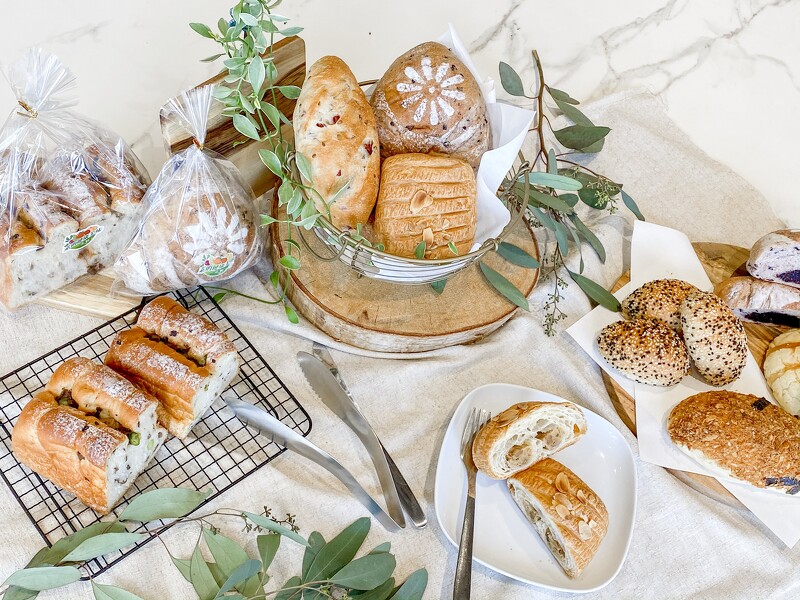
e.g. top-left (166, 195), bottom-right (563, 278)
top-left (115, 86), bottom-right (262, 294)
top-left (0, 49), bottom-right (150, 310)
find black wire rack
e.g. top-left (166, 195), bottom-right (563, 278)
top-left (0, 287), bottom-right (311, 579)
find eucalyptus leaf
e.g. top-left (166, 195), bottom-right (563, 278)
top-left (190, 543), bottom-right (220, 600)
top-left (567, 222), bottom-right (584, 273)
top-left (621, 190), bottom-right (645, 220)
top-left (171, 556), bottom-right (192, 582)
top-left (233, 113), bottom-right (260, 141)
top-left (526, 171), bottom-right (582, 191)
top-left (277, 85), bottom-right (302, 99)
top-left (295, 152), bottom-right (313, 183)
top-left (305, 517), bottom-right (370, 583)
top-left (208, 561), bottom-right (227, 587)
top-left (248, 57), bottom-right (265, 94)
top-left (352, 578), bottom-right (395, 600)
top-left (43, 521), bottom-right (126, 565)
top-left (202, 529), bottom-right (250, 581)
top-left (414, 241), bottom-right (426, 259)
top-left (569, 213), bottom-right (606, 263)
top-left (547, 86), bottom-right (579, 105)
top-left (528, 189), bottom-right (574, 213)
top-left (201, 54), bottom-right (224, 63)
top-left (529, 205), bottom-right (556, 230)
top-left (91, 582), bottom-right (145, 600)
top-left (2, 567), bottom-right (81, 592)
top-left (430, 279), bottom-right (446, 295)
top-left (369, 543), bottom-right (391, 555)
top-left (259, 149), bottom-right (283, 177)
top-left (547, 149), bottom-right (558, 174)
top-left (554, 98), bottom-right (592, 127)
top-left (561, 193), bottom-right (579, 208)
top-left (578, 187), bottom-right (607, 209)
top-left (118, 488), bottom-right (209, 522)
top-left (330, 553), bottom-right (396, 590)
top-left (553, 125), bottom-right (610, 151)
top-left (553, 219), bottom-right (570, 256)
top-left (61, 532), bottom-right (144, 563)
top-left (498, 62), bottom-right (526, 96)
top-left (258, 534), bottom-right (280, 576)
top-left (216, 559), bottom-right (262, 596)
top-left (242, 512), bottom-right (309, 546)
top-left (2, 587), bottom-right (38, 600)
top-left (497, 242), bottom-right (540, 269)
top-left (389, 568), bottom-right (428, 600)
top-left (479, 262), bottom-right (529, 310)
top-left (302, 532), bottom-right (325, 580)
top-left (567, 270), bottom-right (621, 311)
top-left (190, 22), bottom-right (215, 39)
top-left (275, 576), bottom-right (302, 600)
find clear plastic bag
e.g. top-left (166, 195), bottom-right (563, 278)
top-left (115, 85), bottom-right (262, 294)
top-left (0, 48), bottom-right (150, 310)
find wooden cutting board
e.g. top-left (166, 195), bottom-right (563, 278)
top-left (603, 241), bottom-right (786, 508)
top-left (270, 210), bottom-right (540, 353)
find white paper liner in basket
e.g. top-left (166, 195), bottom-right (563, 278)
top-left (319, 24), bottom-right (535, 282)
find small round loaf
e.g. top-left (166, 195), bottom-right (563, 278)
top-left (621, 279), bottom-right (699, 330)
top-left (597, 319), bottom-right (690, 386)
top-left (680, 290), bottom-right (748, 386)
top-left (764, 329), bottom-right (800, 415)
top-left (472, 401), bottom-right (587, 480)
top-left (371, 42), bottom-right (491, 167)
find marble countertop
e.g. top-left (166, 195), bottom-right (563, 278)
top-left (0, 0), bottom-right (796, 227)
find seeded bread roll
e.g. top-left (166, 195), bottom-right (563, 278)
top-left (667, 390), bottom-right (800, 492)
top-left (293, 56), bottom-right (380, 230)
top-left (621, 279), bottom-right (699, 331)
top-left (715, 276), bottom-right (800, 327)
top-left (374, 153), bottom-right (477, 258)
top-left (747, 229), bottom-right (800, 287)
top-left (472, 402), bottom-right (587, 480)
top-left (508, 459), bottom-right (608, 578)
top-left (680, 290), bottom-right (748, 386)
top-left (596, 319), bottom-right (690, 386)
top-left (371, 42), bottom-right (491, 167)
top-left (764, 330), bottom-right (800, 416)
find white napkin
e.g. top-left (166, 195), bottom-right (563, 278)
top-left (568, 221), bottom-right (800, 547)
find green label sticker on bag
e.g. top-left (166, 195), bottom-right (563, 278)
top-left (63, 225), bottom-right (103, 252)
top-left (198, 252), bottom-right (234, 277)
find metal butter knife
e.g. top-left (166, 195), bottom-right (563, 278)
top-left (298, 342), bottom-right (428, 528)
top-left (223, 396), bottom-right (403, 532)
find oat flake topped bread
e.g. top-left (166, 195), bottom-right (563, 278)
top-left (507, 458), bottom-right (608, 578)
top-left (679, 290), bottom-right (748, 386)
top-left (620, 279), bottom-right (699, 331)
top-left (667, 390), bottom-right (800, 492)
top-left (472, 401), bottom-right (587, 480)
top-left (293, 56), bottom-right (380, 230)
top-left (596, 319), bottom-right (690, 386)
top-left (371, 41), bottom-right (491, 167)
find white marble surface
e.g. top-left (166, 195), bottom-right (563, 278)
top-left (0, 0), bottom-right (795, 225)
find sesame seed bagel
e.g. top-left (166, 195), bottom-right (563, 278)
top-left (596, 319), bottom-right (690, 386)
top-left (680, 290), bottom-right (747, 386)
top-left (621, 279), bottom-right (699, 331)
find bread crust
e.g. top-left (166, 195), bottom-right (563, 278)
top-left (472, 401), bottom-right (587, 480)
top-left (371, 42), bottom-right (491, 167)
top-left (747, 229), bottom-right (800, 287)
top-left (374, 153), bottom-right (476, 258)
top-left (680, 290), bottom-right (747, 386)
top-left (293, 56), bottom-right (380, 230)
top-left (596, 319), bottom-right (690, 386)
top-left (620, 279), bottom-right (699, 330)
top-left (667, 390), bottom-right (800, 490)
top-left (764, 329), bottom-right (800, 416)
top-left (508, 458), bottom-right (608, 578)
top-left (715, 276), bottom-right (800, 326)
top-left (11, 392), bottom-right (127, 513)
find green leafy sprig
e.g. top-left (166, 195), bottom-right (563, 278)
top-left (0, 488), bottom-right (427, 600)
top-left (490, 50), bottom-right (645, 335)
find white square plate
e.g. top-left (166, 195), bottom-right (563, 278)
top-left (434, 383), bottom-right (637, 593)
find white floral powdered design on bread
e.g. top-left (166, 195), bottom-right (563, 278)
top-left (397, 57), bottom-right (466, 126)
top-left (183, 206), bottom-right (248, 277)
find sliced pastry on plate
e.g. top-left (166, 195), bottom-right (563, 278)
top-left (508, 458), bottom-right (608, 578)
top-left (472, 401), bottom-right (587, 480)
top-left (11, 357), bottom-right (167, 514)
top-left (105, 296), bottom-right (240, 438)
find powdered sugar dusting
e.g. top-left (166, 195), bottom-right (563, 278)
top-left (395, 57), bottom-right (467, 126)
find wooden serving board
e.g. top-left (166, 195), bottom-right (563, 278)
top-left (270, 211), bottom-right (540, 353)
top-left (36, 269), bottom-right (141, 319)
top-left (603, 242), bottom-right (786, 508)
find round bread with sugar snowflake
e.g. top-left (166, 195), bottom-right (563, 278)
top-left (371, 41), bottom-right (491, 167)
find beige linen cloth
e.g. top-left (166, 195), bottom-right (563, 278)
top-left (0, 92), bottom-right (789, 599)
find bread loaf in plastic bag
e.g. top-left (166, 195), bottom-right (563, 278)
top-left (115, 85), bottom-right (262, 294)
top-left (0, 48), bottom-right (150, 310)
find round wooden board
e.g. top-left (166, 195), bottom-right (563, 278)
top-left (270, 214), bottom-right (540, 353)
top-left (603, 242), bottom-right (787, 508)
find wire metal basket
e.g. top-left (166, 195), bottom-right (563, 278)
top-left (0, 286), bottom-right (311, 579)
